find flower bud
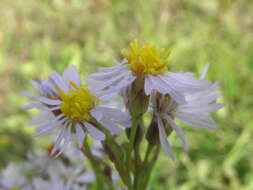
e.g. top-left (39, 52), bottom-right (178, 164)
top-left (124, 76), bottom-right (150, 116)
top-left (146, 118), bottom-right (160, 145)
top-left (146, 116), bottom-right (173, 145)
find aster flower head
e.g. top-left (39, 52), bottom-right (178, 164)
top-left (0, 163), bottom-right (31, 190)
top-left (22, 66), bottom-right (131, 156)
top-left (88, 40), bottom-right (211, 104)
top-left (32, 178), bottom-right (71, 190)
top-left (46, 160), bottom-right (95, 188)
top-left (148, 70), bottom-right (224, 159)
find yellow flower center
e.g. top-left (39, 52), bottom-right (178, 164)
top-left (59, 82), bottom-right (99, 121)
top-left (121, 40), bottom-right (172, 75)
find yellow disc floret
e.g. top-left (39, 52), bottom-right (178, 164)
top-left (121, 40), bottom-right (172, 75)
top-left (59, 81), bottom-right (99, 122)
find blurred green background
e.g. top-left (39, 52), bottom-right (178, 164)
top-left (0, 0), bottom-right (253, 189)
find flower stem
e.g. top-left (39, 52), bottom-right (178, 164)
top-left (142, 146), bottom-right (160, 190)
top-left (103, 130), bottom-right (132, 188)
top-left (81, 140), bottom-right (115, 190)
top-left (125, 114), bottom-right (142, 189)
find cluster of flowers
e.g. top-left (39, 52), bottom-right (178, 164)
top-left (20, 40), bottom-right (223, 189)
top-left (0, 142), bottom-right (125, 190)
top-left (22, 40), bottom-right (223, 159)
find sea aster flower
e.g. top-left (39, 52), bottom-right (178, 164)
top-left (0, 163), bottom-right (31, 190)
top-left (88, 40), bottom-right (211, 104)
top-left (33, 176), bottom-right (91, 190)
top-left (22, 66), bottom-right (131, 156)
top-left (46, 160), bottom-right (95, 188)
top-left (149, 80), bottom-right (224, 159)
top-left (32, 178), bottom-right (71, 190)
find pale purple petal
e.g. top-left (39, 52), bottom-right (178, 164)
top-left (103, 74), bottom-right (136, 94)
top-left (39, 79), bottom-right (58, 96)
top-left (118, 119), bottom-right (132, 128)
top-left (96, 93), bottom-right (116, 102)
top-left (21, 91), bottom-right (38, 98)
top-left (29, 111), bottom-right (52, 125)
top-left (99, 119), bottom-right (121, 135)
top-left (21, 103), bottom-right (41, 110)
top-left (163, 114), bottom-right (189, 152)
top-left (22, 100), bottom-right (61, 111)
top-left (166, 72), bottom-right (211, 91)
top-left (55, 125), bottom-right (72, 157)
top-left (90, 109), bottom-right (103, 122)
top-left (200, 63), bottom-right (210, 79)
top-left (34, 114), bottom-right (64, 137)
top-left (50, 72), bottom-right (69, 93)
top-left (89, 65), bottom-right (128, 80)
top-left (39, 97), bottom-right (62, 105)
top-left (148, 75), bottom-right (186, 104)
top-left (178, 103), bottom-right (224, 113)
top-left (84, 122), bottom-right (105, 141)
top-left (157, 75), bottom-right (186, 103)
top-left (51, 123), bottom-right (68, 155)
top-left (93, 71), bottom-right (130, 91)
top-left (144, 75), bottom-right (154, 95)
top-left (157, 116), bottom-right (175, 160)
top-left (185, 82), bottom-right (220, 103)
top-left (30, 80), bottom-right (40, 90)
top-left (46, 106), bottom-right (61, 112)
top-left (77, 171), bottom-right (95, 183)
top-left (147, 75), bottom-right (167, 94)
top-left (75, 124), bottom-right (86, 148)
top-left (95, 106), bottom-right (130, 122)
top-left (33, 123), bottom-right (59, 137)
top-left (174, 112), bottom-right (218, 130)
top-left (63, 66), bottom-right (81, 87)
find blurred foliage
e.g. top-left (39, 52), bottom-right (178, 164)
top-left (0, 129), bottom-right (33, 168)
top-left (0, 0), bottom-right (253, 189)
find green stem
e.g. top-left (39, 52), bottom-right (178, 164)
top-left (143, 144), bottom-right (154, 166)
top-left (127, 117), bottom-right (139, 159)
top-left (133, 144), bottom-right (142, 189)
top-left (82, 140), bottom-right (115, 190)
top-left (104, 131), bottom-right (132, 188)
top-left (133, 116), bottom-right (145, 189)
top-left (125, 115), bottom-right (141, 189)
top-left (142, 146), bottom-right (161, 190)
top-left (126, 119), bottom-right (138, 190)
top-left (134, 144), bottom-right (154, 190)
